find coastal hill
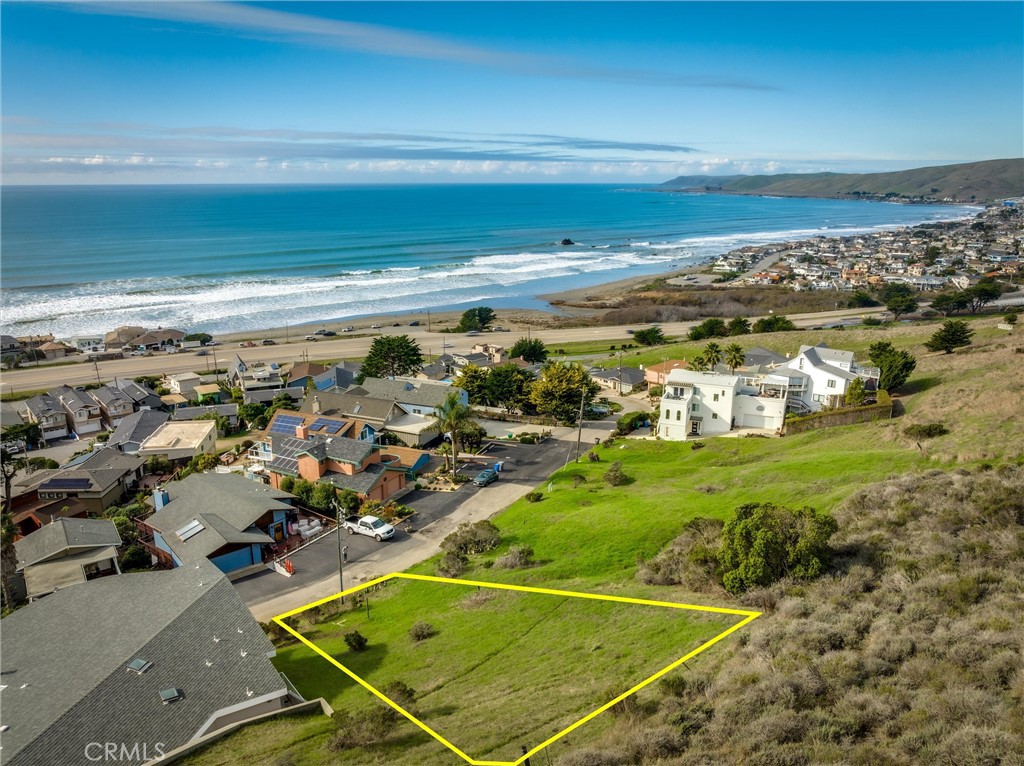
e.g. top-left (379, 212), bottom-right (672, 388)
top-left (661, 158), bottom-right (1024, 202)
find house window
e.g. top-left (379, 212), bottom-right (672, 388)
top-left (813, 394), bottom-right (826, 402)
top-left (692, 403), bottom-right (699, 412)
top-left (664, 409), bottom-right (670, 420)
top-left (713, 393), bottom-right (719, 402)
top-left (676, 410), bottom-right (681, 421)
top-left (827, 379), bottom-right (836, 388)
top-left (798, 359), bottom-right (804, 370)
top-left (712, 413), bottom-right (718, 419)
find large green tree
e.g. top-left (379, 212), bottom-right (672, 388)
top-left (727, 317), bottom-right (751, 336)
top-left (357, 335), bottom-right (423, 382)
top-left (633, 327), bottom-right (666, 346)
top-left (752, 315), bottom-right (797, 333)
top-left (930, 292), bottom-right (971, 316)
top-left (964, 281), bottom-right (1002, 313)
top-left (529, 362), bottom-right (600, 425)
top-left (724, 343), bottom-right (745, 374)
top-left (485, 364), bottom-right (534, 413)
top-left (688, 318), bottom-right (729, 341)
top-left (701, 342), bottom-right (723, 370)
top-left (924, 320), bottom-right (974, 354)
top-left (508, 337), bottom-right (548, 363)
top-left (454, 364), bottom-right (491, 405)
top-left (869, 342), bottom-right (917, 392)
top-left (718, 502), bottom-right (838, 594)
top-left (457, 306), bottom-right (497, 332)
top-left (886, 294), bottom-right (919, 321)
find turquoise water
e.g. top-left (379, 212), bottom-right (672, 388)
top-left (1, 184), bottom-right (973, 336)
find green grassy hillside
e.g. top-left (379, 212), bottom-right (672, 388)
top-left (662, 158), bottom-right (1024, 202)
top-left (182, 322), bottom-right (1024, 766)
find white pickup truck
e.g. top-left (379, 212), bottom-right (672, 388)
top-left (342, 515), bottom-right (395, 541)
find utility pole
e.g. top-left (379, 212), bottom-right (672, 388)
top-left (573, 385), bottom-right (587, 462)
top-left (427, 309), bottom-right (431, 333)
top-left (92, 358), bottom-right (102, 386)
top-left (335, 501), bottom-right (348, 604)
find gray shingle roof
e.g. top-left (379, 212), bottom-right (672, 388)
top-left (23, 393), bottom-right (63, 420)
top-left (107, 410), bottom-right (170, 450)
top-left (51, 385), bottom-right (98, 411)
top-left (0, 564), bottom-right (285, 766)
top-left (89, 385), bottom-right (134, 410)
top-left (111, 378), bottom-right (160, 405)
top-left (321, 461), bottom-right (390, 495)
top-left (143, 474), bottom-right (293, 563)
top-left (799, 343), bottom-right (855, 367)
top-left (300, 390), bottom-right (405, 423)
top-left (354, 378), bottom-right (462, 408)
top-left (14, 517), bottom-right (122, 569)
top-left (171, 404), bottom-right (239, 421)
top-left (800, 347), bottom-right (859, 381)
top-left (267, 433), bottom-right (373, 476)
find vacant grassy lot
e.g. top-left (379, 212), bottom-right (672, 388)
top-left (272, 578), bottom-right (734, 764)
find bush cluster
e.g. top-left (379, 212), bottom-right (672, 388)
top-left (603, 461), bottom-right (628, 486)
top-left (408, 622), bottom-right (436, 642)
top-left (615, 411), bottom-right (650, 435)
top-left (525, 491), bottom-right (543, 503)
top-left (904, 422), bottom-right (949, 440)
top-left (496, 544), bottom-right (535, 569)
top-left (440, 520), bottom-right (501, 556)
top-left (343, 630), bottom-right (368, 653)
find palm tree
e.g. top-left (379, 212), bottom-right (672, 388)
top-left (724, 343), bottom-right (745, 374)
top-left (689, 353), bottom-right (709, 372)
top-left (433, 392), bottom-right (475, 474)
top-left (702, 342), bottom-right (723, 370)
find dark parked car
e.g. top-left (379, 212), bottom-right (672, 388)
top-left (473, 468), bottom-right (498, 487)
top-left (408, 320), bottom-right (420, 326)
top-left (321, 330), bottom-right (337, 336)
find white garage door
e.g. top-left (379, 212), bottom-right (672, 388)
top-left (740, 414), bottom-right (770, 429)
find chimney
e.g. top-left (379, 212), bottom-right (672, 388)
top-left (154, 487), bottom-right (170, 510)
top-left (312, 395), bottom-right (321, 415)
top-left (295, 424), bottom-right (309, 440)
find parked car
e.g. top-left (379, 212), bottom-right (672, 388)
top-left (206, 340), bottom-right (221, 345)
top-left (195, 350), bottom-right (210, 356)
top-left (342, 515), bottom-right (395, 541)
top-left (342, 326), bottom-right (355, 332)
top-left (408, 320), bottom-right (420, 326)
top-left (370, 323), bottom-right (382, 329)
top-left (314, 329), bottom-right (327, 335)
top-left (473, 468), bottom-right (499, 487)
top-left (261, 339), bottom-right (276, 345)
top-left (465, 330), bottom-right (481, 336)
top-left (304, 335), bottom-right (318, 341)
top-left (321, 330), bottom-right (337, 336)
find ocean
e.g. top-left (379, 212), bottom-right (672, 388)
top-left (1, 184), bottom-right (975, 337)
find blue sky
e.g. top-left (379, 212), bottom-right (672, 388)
top-left (2, 1), bottom-right (1021, 184)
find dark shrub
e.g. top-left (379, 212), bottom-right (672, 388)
top-left (604, 461), bottom-right (628, 486)
top-left (408, 622), bottom-right (436, 642)
top-left (904, 423), bottom-right (949, 439)
top-left (441, 520), bottom-right (501, 555)
top-left (525, 491), bottom-right (543, 503)
top-left (343, 630), bottom-right (368, 652)
top-left (496, 544), bottom-right (535, 569)
top-left (437, 550), bottom-right (468, 577)
top-left (382, 680), bottom-right (416, 710)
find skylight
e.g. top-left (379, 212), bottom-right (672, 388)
top-left (175, 519), bottom-right (205, 541)
top-left (159, 688), bottom-right (183, 704)
top-left (127, 658), bottom-right (152, 675)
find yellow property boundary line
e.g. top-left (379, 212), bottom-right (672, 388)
top-left (273, 573), bottom-right (760, 766)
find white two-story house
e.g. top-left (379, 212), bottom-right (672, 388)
top-left (658, 369), bottom-right (789, 440)
top-left (783, 344), bottom-right (877, 413)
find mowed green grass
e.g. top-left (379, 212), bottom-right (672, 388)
top-left (274, 579), bottom-right (733, 763)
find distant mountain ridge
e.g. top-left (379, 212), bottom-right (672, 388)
top-left (661, 158), bottom-right (1024, 203)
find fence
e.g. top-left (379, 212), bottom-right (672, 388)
top-left (470, 408), bottom-right (558, 426)
top-left (783, 391), bottom-right (893, 435)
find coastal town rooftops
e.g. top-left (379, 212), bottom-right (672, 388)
top-left (14, 517), bottom-right (122, 569)
top-left (171, 404), bottom-right (238, 421)
top-left (88, 385), bottom-right (133, 409)
top-left (52, 384), bottom-right (99, 411)
top-left (267, 433), bottom-right (374, 475)
top-left (111, 377), bottom-right (160, 405)
top-left (743, 347), bottom-right (789, 368)
top-left (664, 368), bottom-right (741, 388)
top-left (0, 563), bottom-right (285, 766)
top-left (139, 420), bottom-right (216, 451)
top-left (23, 393), bottom-right (64, 420)
top-left (321, 461), bottom-right (391, 495)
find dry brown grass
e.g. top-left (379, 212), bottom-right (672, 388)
top-left (558, 465), bottom-right (1024, 765)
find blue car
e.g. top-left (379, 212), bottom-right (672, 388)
top-left (473, 469), bottom-right (498, 487)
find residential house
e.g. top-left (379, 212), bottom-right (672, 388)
top-left (644, 360), bottom-right (688, 388)
top-left (1, 333), bottom-right (22, 359)
top-left (229, 355), bottom-right (285, 392)
top-left (37, 341), bottom-right (76, 360)
top-left (657, 368), bottom-right (789, 440)
top-left (415, 360), bottom-right (449, 381)
top-left (137, 421), bottom-right (217, 461)
top-left (128, 328), bottom-right (186, 351)
top-left (267, 427), bottom-right (408, 503)
top-left (0, 563), bottom-right (291, 766)
top-left (349, 376), bottom-right (467, 417)
top-left (171, 403), bottom-right (239, 432)
top-left (138, 473), bottom-right (296, 572)
top-left (111, 377), bottom-right (164, 410)
top-left (302, 390), bottom-right (437, 447)
top-left (52, 385), bottom-right (103, 435)
top-left (31, 449), bottom-right (146, 515)
top-left (14, 517), bottom-right (122, 601)
top-left (89, 385), bottom-right (136, 428)
top-left (449, 351), bottom-right (492, 371)
top-left (62, 334), bottom-right (106, 353)
top-left (22, 393), bottom-right (70, 441)
top-left (166, 372), bottom-right (203, 399)
top-left (241, 387), bottom-right (302, 407)
top-left (194, 384), bottom-right (223, 404)
top-left (312, 361), bottom-right (363, 391)
top-left (469, 343), bottom-right (508, 365)
top-left (590, 367), bottom-right (646, 395)
top-left (161, 393), bottom-right (190, 410)
top-left (783, 344), bottom-right (869, 412)
top-left (286, 361), bottom-right (329, 389)
top-left (15, 333), bottom-right (55, 350)
top-left (103, 325), bottom-right (147, 350)
top-left (1, 401), bottom-right (27, 444)
top-left (107, 409), bottom-right (171, 454)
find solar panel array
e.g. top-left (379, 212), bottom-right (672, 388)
top-left (269, 414), bottom-right (305, 435)
top-left (42, 478), bottom-right (92, 490)
top-left (309, 418), bottom-right (344, 435)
